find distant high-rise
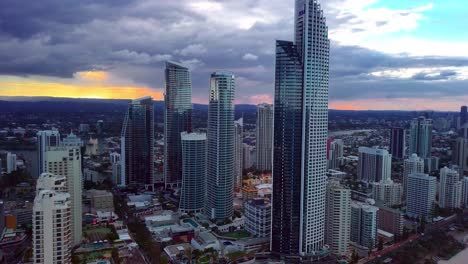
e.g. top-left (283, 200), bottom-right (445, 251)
top-left (390, 127), bottom-right (405, 159)
top-left (328, 139), bottom-right (344, 169)
top-left (234, 118), bottom-right (244, 191)
top-left (243, 143), bottom-right (255, 170)
top-left (409, 117), bottom-right (432, 158)
top-left (96, 120), bottom-right (104, 135)
top-left (350, 201), bottom-right (379, 250)
top-left (461, 106), bottom-right (467, 127)
top-left (372, 180), bottom-right (402, 207)
top-left (37, 130), bottom-right (61, 177)
top-left (256, 103), bottom-right (273, 171)
top-left (357, 147), bottom-right (392, 183)
top-left (462, 177), bottom-right (468, 208)
top-left (121, 96), bottom-right (155, 186)
top-left (179, 132), bottom-right (206, 214)
top-left (439, 167), bottom-right (462, 209)
top-left (0, 200), bottom-right (4, 235)
top-left (206, 72), bottom-right (235, 221)
top-left (403, 154), bottom-right (425, 195)
top-left (406, 173), bottom-right (436, 220)
top-left (33, 190), bottom-right (71, 264)
top-left (453, 138), bottom-right (468, 174)
top-left (325, 180), bottom-right (351, 256)
top-left (41, 146), bottom-right (82, 246)
top-left (164, 61), bottom-right (192, 189)
top-left (271, 0), bottom-right (329, 259)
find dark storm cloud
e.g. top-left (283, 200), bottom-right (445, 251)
top-left (1, 0), bottom-right (468, 103)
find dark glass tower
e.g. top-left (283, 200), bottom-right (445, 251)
top-left (121, 96), bottom-right (155, 186)
top-left (390, 127), bottom-right (405, 159)
top-left (206, 72), bottom-right (235, 222)
top-left (164, 61), bottom-right (192, 189)
top-left (461, 106), bottom-right (467, 127)
top-left (272, 0), bottom-right (329, 260)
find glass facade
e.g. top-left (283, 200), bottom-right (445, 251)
top-left (206, 72), bottom-right (235, 221)
top-left (121, 96), bottom-right (155, 185)
top-left (164, 61), bottom-right (193, 188)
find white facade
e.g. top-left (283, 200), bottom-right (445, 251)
top-left (406, 173), bottom-right (436, 220)
top-left (439, 167), bottom-right (462, 209)
top-left (372, 180), bottom-right (402, 207)
top-left (325, 180), bottom-right (351, 256)
top-left (37, 130), bottom-right (61, 176)
top-left (255, 103), bottom-right (273, 171)
top-left (244, 198), bottom-right (271, 238)
top-left (403, 154), bottom-right (425, 197)
top-left (36, 173), bottom-right (67, 194)
top-left (33, 190), bottom-right (71, 264)
top-left (234, 118), bottom-right (244, 191)
top-left (243, 144), bottom-right (255, 170)
top-left (328, 139), bottom-right (344, 170)
top-left (350, 201), bottom-right (378, 250)
top-left (42, 147), bottom-right (82, 246)
top-left (357, 147), bottom-right (392, 183)
top-left (62, 132), bottom-right (83, 147)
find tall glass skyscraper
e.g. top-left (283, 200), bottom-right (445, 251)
top-left (179, 132), bottom-right (206, 213)
top-left (256, 103), bottom-right (274, 171)
top-left (206, 72), bottom-right (235, 222)
top-left (271, 0), bottom-right (329, 260)
top-left (234, 118), bottom-right (244, 192)
top-left (164, 61), bottom-right (192, 189)
top-left (390, 127), bottom-right (405, 159)
top-left (409, 117), bottom-right (432, 158)
top-left (121, 96), bottom-right (155, 186)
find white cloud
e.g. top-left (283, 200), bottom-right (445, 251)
top-left (180, 58), bottom-right (204, 70)
top-left (242, 53), bottom-right (258, 61)
top-left (111, 50), bottom-right (172, 64)
top-left (369, 66), bottom-right (468, 81)
top-left (177, 44), bottom-right (207, 56)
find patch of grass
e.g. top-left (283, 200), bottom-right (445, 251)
top-left (223, 230), bottom-right (251, 239)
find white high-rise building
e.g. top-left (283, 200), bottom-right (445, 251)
top-left (62, 131), bottom-right (83, 147)
top-left (243, 144), bottom-right (255, 170)
top-left (255, 103), bottom-right (273, 171)
top-left (357, 147), bottom-right (392, 183)
top-left (325, 180), bottom-right (351, 256)
top-left (439, 167), bottom-right (462, 209)
top-left (33, 190), bottom-right (71, 264)
top-left (234, 118), bottom-right (244, 191)
top-left (406, 173), bottom-right (436, 220)
top-left (271, 0), bottom-right (330, 258)
top-left (245, 198), bottom-right (271, 238)
top-left (36, 173), bottom-right (67, 194)
top-left (37, 130), bottom-right (61, 176)
top-left (409, 117), bottom-right (433, 158)
top-left (403, 154), bottom-right (425, 197)
top-left (42, 146), bottom-right (82, 246)
top-left (372, 180), bottom-right (403, 207)
top-left (350, 201), bottom-right (379, 250)
top-left (328, 139), bottom-right (344, 170)
top-left (453, 138), bottom-right (468, 174)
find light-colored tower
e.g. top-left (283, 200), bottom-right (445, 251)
top-left (256, 103), bottom-right (274, 171)
top-left (36, 172), bottom-right (67, 193)
top-left (453, 138), bottom-right (468, 174)
top-left (462, 177), bottom-right (468, 208)
top-left (325, 180), bottom-right (351, 256)
top-left (350, 201), bottom-right (379, 250)
top-left (372, 180), bottom-right (402, 207)
top-left (357, 147), bottom-right (392, 183)
top-left (406, 173), bottom-right (436, 220)
top-left (403, 154), bottom-right (425, 197)
top-left (271, 0), bottom-right (330, 259)
top-left (409, 117), bottom-right (433, 158)
top-left (179, 132), bottom-right (206, 214)
top-left (245, 198), bottom-right (271, 238)
top-left (234, 118), bottom-right (244, 191)
top-left (33, 190), bottom-right (71, 264)
top-left (37, 130), bottom-right (61, 177)
top-left (439, 167), bottom-right (462, 209)
top-left (206, 72), bottom-right (235, 222)
top-left (121, 96), bottom-right (155, 186)
top-left (328, 139), bottom-right (344, 170)
top-left (62, 131), bottom-right (83, 148)
top-left (164, 61), bottom-right (192, 189)
top-left (42, 146), bottom-right (82, 246)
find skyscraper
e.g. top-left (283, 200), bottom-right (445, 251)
top-left (41, 146), bottom-right (82, 246)
top-left (37, 130), bottom-right (61, 177)
top-left (206, 72), bottom-right (235, 221)
top-left (164, 61), bottom-right (192, 189)
top-left (179, 132), bottom-right (206, 214)
top-left (271, 0), bottom-right (329, 259)
top-left (406, 173), bottom-right (436, 220)
top-left (390, 127), bottom-right (405, 159)
top-left (372, 180), bottom-right (403, 207)
top-left (33, 190), bottom-right (71, 264)
top-left (409, 117), bottom-right (433, 158)
top-left (461, 106), bottom-right (467, 127)
top-left (256, 103), bottom-right (274, 171)
top-left (403, 154), bottom-right (425, 197)
top-left (453, 138), bottom-right (468, 174)
top-left (121, 96), bottom-right (155, 186)
top-left (325, 180), bottom-right (351, 256)
top-left (328, 139), bottom-right (344, 169)
top-left (357, 147), bottom-right (392, 183)
top-left (439, 167), bottom-right (462, 209)
top-left (234, 118), bottom-right (244, 191)
top-left (350, 201), bottom-right (379, 250)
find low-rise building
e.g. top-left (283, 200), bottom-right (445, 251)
top-left (245, 198), bottom-right (271, 238)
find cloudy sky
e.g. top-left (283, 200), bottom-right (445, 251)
top-left (0, 0), bottom-right (467, 110)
